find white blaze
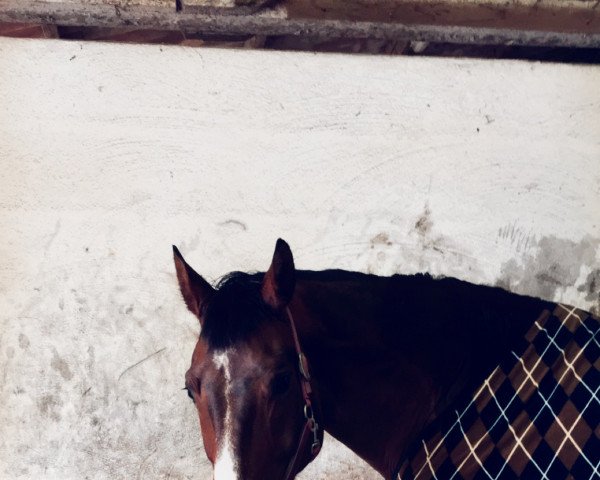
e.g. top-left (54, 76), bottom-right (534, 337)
top-left (212, 351), bottom-right (240, 480)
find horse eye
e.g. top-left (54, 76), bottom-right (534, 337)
top-left (271, 372), bottom-right (292, 397)
top-left (184, 386), bottom-right (194, 401)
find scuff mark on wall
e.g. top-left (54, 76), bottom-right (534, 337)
top-left (218, 219), bottom-right (248, 232)
top-left (498, 235), bottom-right (600, 312)
top-left (497, 222), bottom-right (534, 253)
top-left (117, 347), bottom-right (167, 382)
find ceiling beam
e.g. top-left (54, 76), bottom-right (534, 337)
top-left (0, 0), bottom-right (599, 48)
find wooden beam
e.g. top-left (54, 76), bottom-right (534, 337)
top-left (181, 0), bottom-right (276, 15)
top-left (35, 0), bottom-right (176, 8)
top-left (0, 21), bottom-right (59, 38)
top-left (284, 0), bottom-right (600, 35)
top-left (0, 0), bottom-right (599, 48)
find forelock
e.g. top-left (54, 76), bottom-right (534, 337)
top-left (201, 272), bottom-right (274, 349)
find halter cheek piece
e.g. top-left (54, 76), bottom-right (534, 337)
top-left (283, 307), bottom-right (322, 480)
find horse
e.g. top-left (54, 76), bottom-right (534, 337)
top-left (173, 239), bottom-right (599, 480)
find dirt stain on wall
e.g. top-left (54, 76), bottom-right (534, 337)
top-left (18, 334), bottom-right (30, 349)
top-left (412, 203), bottom-right (450, 255)
top-left (37, 394), bottom-right (62, 422)
top-left (51, 349), bottom-right (74, 381)
top-left (498, 235), bottom-right (600, 313)
top-left (370, 232), bottom-right (393, 247)
top-left (579, 268), bottom-right (600, 311)
top-left (414, 204), bottom-right (433, 237)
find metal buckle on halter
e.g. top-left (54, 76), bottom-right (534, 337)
top-left (310, 425), bottom-right (321, 456)
top-left (298, 352), bottom-right (311, 381)
top-left (304, 404), bottom-right (321, 456)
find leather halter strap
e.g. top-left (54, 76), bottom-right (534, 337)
top-left (283, 307), bottom-right (321, 480)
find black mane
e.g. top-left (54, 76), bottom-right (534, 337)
top-left (199, 268), bottom-right (551, 352)
top-left (200, 269), bottom-right (371, 349)
top-left (201, 271), bottom-right (274, 350)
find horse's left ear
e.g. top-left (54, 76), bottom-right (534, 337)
top-left (262, 238), bottom-right (296, 310)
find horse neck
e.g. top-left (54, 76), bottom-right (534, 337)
top-left (291, 272), bottom-right (549, 479)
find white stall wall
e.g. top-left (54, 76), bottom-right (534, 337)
top-left (0, 37), bottom-right (598, 479)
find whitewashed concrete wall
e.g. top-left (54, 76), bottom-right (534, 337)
top-left (0, 37), bottom-right (598, 479)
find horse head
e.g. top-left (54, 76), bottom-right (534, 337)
top-left (174, 239), bottom-right (323, 480)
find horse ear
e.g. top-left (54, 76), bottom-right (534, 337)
top-left (173, 246), bottom-right (214, 325)
top-left (262, 238), bottom-right (296, 310)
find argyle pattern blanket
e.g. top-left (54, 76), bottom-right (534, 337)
top-left (397, 304), bottom-right (600, 480)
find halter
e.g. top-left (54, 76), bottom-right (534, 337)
top-left (283, 307), bottom-right (322, 480)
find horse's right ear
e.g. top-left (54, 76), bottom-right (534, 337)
top-left (173, 246), bottom-right (214, 325)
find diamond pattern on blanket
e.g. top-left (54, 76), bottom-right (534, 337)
top-left (397, 305), bottom-right (600, 480)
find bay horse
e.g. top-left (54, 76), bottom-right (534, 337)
top-left (173, 239), bottom-right (599, 480)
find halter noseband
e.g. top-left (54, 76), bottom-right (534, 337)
top-left (283, 307), bottom-right (321, 480)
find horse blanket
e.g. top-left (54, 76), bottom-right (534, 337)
top-left (397, 304), bottom-right (600, 480)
